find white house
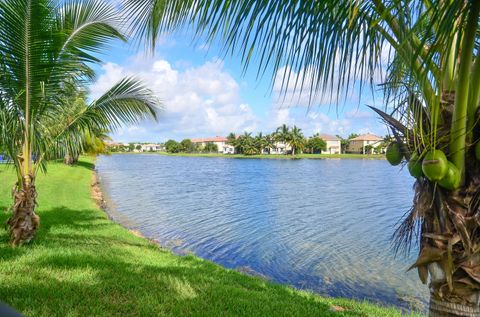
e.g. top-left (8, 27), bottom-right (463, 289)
top-left (269, 141), bottom-right (292, 154)
top-left (191, 137), bottom-right (235, 154)
top-left (347, 133), bottom-right (383, 154)
top-left (317, 134), bottom-right (341, 154)
top-left (141, 143), bottom-right (164, 152)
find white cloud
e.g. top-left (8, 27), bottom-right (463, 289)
top-left (91, 56), bottom-right (258, 142)
top-left (264, 107), bottom-right (351, 137)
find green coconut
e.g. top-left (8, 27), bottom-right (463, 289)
top-left (386, 142), bottom-right (403, 166)
top-left (422, 150), bottom-right (448, 181)
top-left (408, 153), bottom-right (423, 178)
top-left (475, 142), bottom-right (480, 160)
top-left (438, 162), bottom-right (461, 190)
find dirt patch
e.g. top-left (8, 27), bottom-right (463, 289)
top-left (329, 305), bottom-right (346, 312)
top-left (91, 171), bottom-right (107, 211)
top-left (129, 229), bottom-right (145, 239)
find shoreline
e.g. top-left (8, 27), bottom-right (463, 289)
top-left (91, 168), bottom-right (149, 241)
top-left (110, 152), bottom-right (386, 160)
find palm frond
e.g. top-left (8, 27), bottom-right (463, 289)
top-left (45, 77), bottom-right (160, 160)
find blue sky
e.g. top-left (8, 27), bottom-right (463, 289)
top-left (91, 30), bottom-right (388, 143)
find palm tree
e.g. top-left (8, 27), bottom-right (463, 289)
top-left (306, 136), bottom-right (327, 154)
top-left (226, 132), bottom-right (238, 153)
top-left (237, 131), bottom-right (257, 155)
top-left (54, 86), bottom-right (112, 165)
top-left (274, 124), bottom-right (291, 155)
top-left (0, 0), bottom-right (159, 246)
top-left (288, 126), bottom-right (305, 155)
top-left (129, 0), bottom-right (480, 314)
top-left (254, 132), bottom-right (269, 154)
top-left (264, 134), bottom-right (276, 154)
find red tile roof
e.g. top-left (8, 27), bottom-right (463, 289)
top-left (317, 133), bottom-right (340, 141)
top-left (351, 133), bottom-right (383, 141)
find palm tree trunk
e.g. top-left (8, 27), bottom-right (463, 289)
top-left (429, 298), bottom-right (480, 316)
top-left (64, 152), bottom-right (78, 165)
top-left (64, 153), bottom-right (74, 165)
top-left (408, 178), bottom-right (480, 317)
top-left (7, 178), bottom-right (39, 246)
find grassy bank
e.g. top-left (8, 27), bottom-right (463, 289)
top-left (0, 159), bottom-right (419, 316)
top-left (126, 152), bottom-right (385, 160)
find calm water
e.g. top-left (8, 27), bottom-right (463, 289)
top-left (96, 154), bottom-right (428, 310)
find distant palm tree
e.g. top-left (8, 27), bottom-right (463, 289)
top-left (274, 124), bottom-right (291, 154)
top-left (237, 131), bottom-right (258, 155)
top-left (264, 134), bottom-right (276, 154)
top-left (288, 126), bottom-right (305, 155)
top-left (226, 132), bottom-right (238, 153)
top-left (254, 132), bottom-right (269, 154)
top-left (0, 0), bottom-right (159, 245)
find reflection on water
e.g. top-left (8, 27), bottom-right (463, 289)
top-left (96, 154), bottom-right (428, 311)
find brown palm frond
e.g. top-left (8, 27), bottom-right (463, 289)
top-left (392, 179), bottom-right (433, 255)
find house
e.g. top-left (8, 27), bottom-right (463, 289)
top-left (269, 141), bottom-right (291, 154)
top-left (105, 141), bottom-right (127, 151)
top-left (347, 133), bottom-right (383, 154)
top-left (191, 137), bottom-right (235, 154)
top-left (141, 143), bottom-right (164, 152)
top-left (317, 134), bottom-right (341, 154)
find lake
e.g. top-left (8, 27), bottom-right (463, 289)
top-left (96, 154), bottom-right (428, 311)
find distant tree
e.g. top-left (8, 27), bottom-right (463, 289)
top-left (135, 144), bottom-right (142, 151)
top-left (254, 132), bottom-right (269, 154)
top-left (275, 124), bottom-right (290, 144)
top-left (336, 135), bottom-right (348, 154)
top-left (236, 132), bottom-right (257, 155)
top-left (364, 144), bottom-right (374, 155)
top-left (264, 134), bottom-right (276, 154)
top-left (306, 137), bottom-right (327, 154)
top-left (374, 145), bottom-right (383, 154)
top-left (165, 140), bottom-right (180, 153)
top-left (203, 142), bottom-right (218, 153)
top-left (128, 143), bottom-right (135, 152)
top-left (288, 126), bottom-right (305, 155)
top-left (180, 139), bottom-right (195, 153)
top-left (377, 135), bottom-right (393, 153)
top-left (226, 132), bottom-right (238, 153)
top-left (227, 132), bottom-right (237, 145)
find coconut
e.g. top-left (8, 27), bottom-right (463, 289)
top-left (422, 150), bottom-right (448, 181)
top-left (438, 162), bottom-right (461, 190)
top-left (408, 153), bottom-right (423, 178)
top-left (386, 142), bottom-right (403, 166)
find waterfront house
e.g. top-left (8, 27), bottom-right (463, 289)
top-left (347, 133), bottom-right (383, 154)
top-left (317, 134), bottom-right (341, 154)
top-left (140, 143), bottom-right (164, 152)
top-left (191, 137), bottom-right (235, 154)
top-left (269, 141), bottom-right (291, 154)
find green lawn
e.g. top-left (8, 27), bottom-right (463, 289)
top-left (137, 152), bottom-right (385, 160)
top-left (0, 159), bottom-right (420, 317)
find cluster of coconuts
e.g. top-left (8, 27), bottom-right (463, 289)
top-left (386, 142), bottom-right (460, 190)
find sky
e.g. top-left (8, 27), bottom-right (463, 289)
top-left (90, 30), bottom-right (389, 143)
